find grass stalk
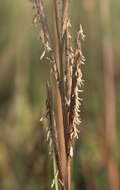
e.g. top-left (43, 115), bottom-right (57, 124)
top-left (32, 0), bottom-right (85, 189)
top-left (53, 153), bottom-right (59, 190)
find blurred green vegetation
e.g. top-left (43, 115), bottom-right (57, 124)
top-left (0, 0), bottom-right (120, 189)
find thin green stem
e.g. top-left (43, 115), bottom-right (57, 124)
top-left (53, 153), bottom-right (59, 190)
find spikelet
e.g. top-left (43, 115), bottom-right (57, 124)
top-left (72, 25), bottom-right (85, 138)
top-left (33, 0), bottom-right (60, 84)
top-left (66, 25), bottom-right (85, 157)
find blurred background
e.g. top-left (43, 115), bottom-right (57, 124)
top-left (0, 0), bottom-right (120, 189)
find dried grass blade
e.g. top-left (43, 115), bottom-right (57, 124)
top-left (46, 82), bottom-right (67, 190)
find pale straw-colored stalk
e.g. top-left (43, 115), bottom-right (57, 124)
top-left (32, 0), bottom-right (85, 189)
